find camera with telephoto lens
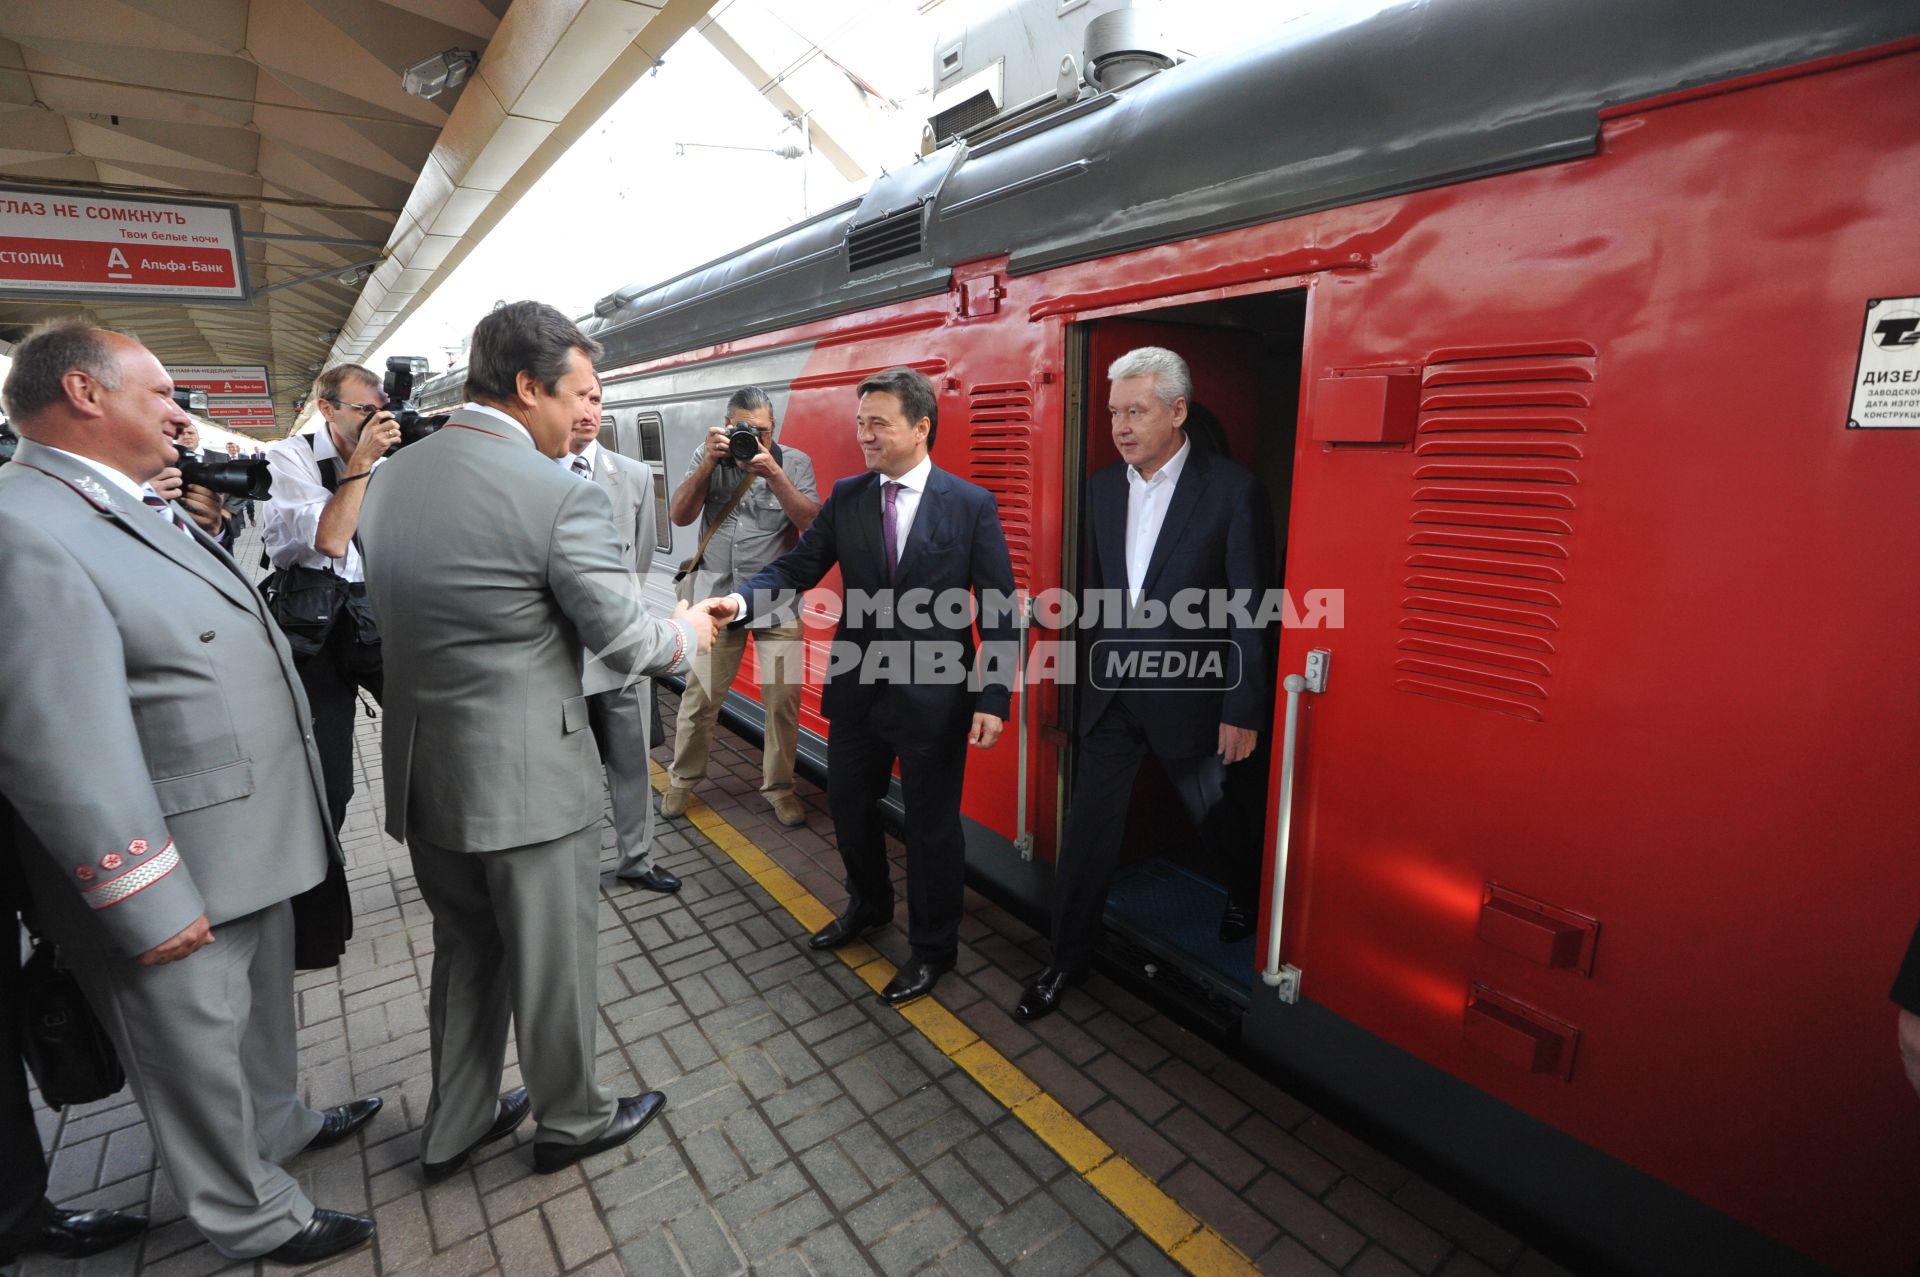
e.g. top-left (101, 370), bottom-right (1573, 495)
top-left (170, 388), bottom-right (273, 500)
top-left (383, 356), bottom-right (450, 450)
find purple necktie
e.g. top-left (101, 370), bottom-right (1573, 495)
top-left (882, 481), bottom-right (900, 583)
top-left (572, 455), bottom-right (591, 479)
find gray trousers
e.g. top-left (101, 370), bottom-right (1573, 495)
top-left (68, 900), bottom-right (321, 1258)
top-left (587, 685), bottom-right (655, 876)
top-left (409, 826), bottom-right (617, 1163)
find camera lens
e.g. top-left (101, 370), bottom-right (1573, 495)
top-left (726, 426), bottom-right (760, 464)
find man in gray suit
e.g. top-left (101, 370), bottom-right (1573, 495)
top-left (0, 321), bottom-right (380, 1266)
top-left (358, 302), bottom-right (718, 1181)
top-left (564, 377), bottom-right (679, 893)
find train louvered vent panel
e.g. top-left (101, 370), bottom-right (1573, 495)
top-left (1395, 348), bottom-right (1595, 722)
top-left (968, 382), bottom-right (1035, 587)
top-left (846, 204), bottom-right (925, 271)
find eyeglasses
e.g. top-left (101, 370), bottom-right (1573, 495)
top-left (325, 396), bottom-right (384, 415)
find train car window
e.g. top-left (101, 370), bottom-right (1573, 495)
top-left (634, 411), bottom-right (670, 551)
top-left (599, 415), bottom-right (618, 454)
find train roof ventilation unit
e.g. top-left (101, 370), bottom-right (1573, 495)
top-left (846, 204), bottom-right (926, 271)
top-left (1083, 6), bottom-right (1177, 91)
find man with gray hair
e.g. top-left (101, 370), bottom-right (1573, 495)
top-left (1013, 345), bottom-right (1274, 1023)
top-left (663, 385), bottom-right (819, 826)
top-left (0, 320), bottom-right (380, 1264)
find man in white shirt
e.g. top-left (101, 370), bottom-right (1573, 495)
top-left (262, 365), bottom-right (400, 837)
top-left (1012, 346), bottom-right (1275, 1023)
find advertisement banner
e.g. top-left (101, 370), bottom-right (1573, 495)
top-left (0, 186), bottom-right (248, 303)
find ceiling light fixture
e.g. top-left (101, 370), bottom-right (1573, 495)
top-left (402, 49), bottom-right (478, 100)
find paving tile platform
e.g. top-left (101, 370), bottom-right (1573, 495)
top-left (14, 524), bottom-right (1578, 1277)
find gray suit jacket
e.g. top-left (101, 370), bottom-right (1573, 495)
top-left (581, 444), bottom-right (656, 697)
top-left (357, 408), bottom-right (695, 853)
top-left (0, 441), bottom-right (334, 956)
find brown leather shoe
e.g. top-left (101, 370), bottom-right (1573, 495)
top-left (769, 792), bottom-right (806, 827)
top-left (660, 786), bottom-right (692, 819)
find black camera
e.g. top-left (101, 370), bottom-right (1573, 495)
top-left (383, 356), bottom-right (449, 450)
top-left (169, 389), bottom-right (273, 500)
top-left (0, 422), bottom-right (19, 465)
top-left (724, 425), bottom-right (762, 465)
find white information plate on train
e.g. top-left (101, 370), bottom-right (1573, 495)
top-left (0, 186), bottom-right (247, 303)
top-left (1849, 296), bottom-right (1920, 429)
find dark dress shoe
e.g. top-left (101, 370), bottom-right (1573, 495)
top-left (808, 910), bottom-right (889, 951)
top-left (1219, 900), bottom-right (1256, 944)
top-left (617, 864), bottom-right (682, 893)
top-left (262, 1209), bottom-right (374, 1265)
top-left (878, 959), bottom-right (951, 1006)
top-left (0, 1205), bottom-right (146, 1261)
top-left (422, 1086), bottom-right (532, 1182)
top-left (303, 1096), bottom-right (384, 1151)
top-left (533, 1091), bottom-right (665, 1173)
top-left (1014, 967), bottom-right (1086, 1022)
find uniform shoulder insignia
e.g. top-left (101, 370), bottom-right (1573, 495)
top-left (73, 474), bottom-right (114, 508)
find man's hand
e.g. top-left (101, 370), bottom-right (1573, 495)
top-left (150, 466), bottom-right (185, 502)
top-left (703, 424), bottom-right (731, 465)
top-left (1218, 724), bottom-right (1258, 764)
top-left (743, 450), bottom-right (785, 482)
top-left (672, 599), bottom-right (719, 653)
top-left (178, 484), bottom-right (228, 535)
top-left (139, 915), bottom-right (213, 966)
top-left (697, 595), bottom-right (741, 623)
top-left (969, 713), bottom-right (1005, 749)
top-left (349, 410), bottom-right (402, 471)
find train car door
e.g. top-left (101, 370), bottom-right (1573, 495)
top-left (1064, 295), bottom-right (1305, 1024)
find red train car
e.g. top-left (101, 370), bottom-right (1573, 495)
top-left (427, 2), bottom-right (1920, 1269)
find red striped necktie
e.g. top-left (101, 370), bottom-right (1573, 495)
top-left (141, 491), bottom-right (195, 539)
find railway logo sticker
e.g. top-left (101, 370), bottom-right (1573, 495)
top-left (1849, 297), bottom-right (1920, 428)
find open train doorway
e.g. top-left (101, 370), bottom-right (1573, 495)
top-left (1062, 289), bottom-right (1306, 1028)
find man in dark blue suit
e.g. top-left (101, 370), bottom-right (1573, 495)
top-left (708, 368), bottom-right (1017, 1006)
top-left (1014, 347), bottom-right (1274, 1022)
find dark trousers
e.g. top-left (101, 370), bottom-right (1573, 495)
top-left (296, 619), bottom-right (382, 835)
top-left (1048, 693), bottom-right (1262, 974)
top-left (1, 917), bottom-right (50, 1241)
top-left (826, 690), bottom-right (972, 966)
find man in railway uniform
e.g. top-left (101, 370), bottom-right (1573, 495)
top-left (564, 376), bottom-right (679, 892)
top-left (0, 321), bottom-right (381, 1265)
top-left (704, 367), bottom-right (1018, 1006)
top-left (663, 386), bottom-right (819, 827)
top-left (263, 363), bottom-right (400, 837)
top-left (358, 302), bottom-right (718, 1181)
top-left (1013, 346), bottom-right (1273, 1023)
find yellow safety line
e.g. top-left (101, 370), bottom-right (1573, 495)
top-left (647, 765), bottom-right (1260, 1277)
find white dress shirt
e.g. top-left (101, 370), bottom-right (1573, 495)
top-left (461, 402), bottom-right (536, 447)
top-left (881, 452), bottom-right (934, 565)
top-left (563, 438), bottom-right (601, 479)
top-left (1124, 436), bottom-right (1191, 604)
top-left (263, 424), bottom-right (371, 581)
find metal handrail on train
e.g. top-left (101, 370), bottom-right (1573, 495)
top-left (1262, 649), bottom-right (1328, 1003)
top-left (1013, 592), bottom-right (1034, 859)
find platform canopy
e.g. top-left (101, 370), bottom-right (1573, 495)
top-left (0, 0), bottom-right (712, 436)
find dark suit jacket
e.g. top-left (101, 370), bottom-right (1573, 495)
top-left (1078, 445), bottom-right (1274, 758)
top-left (735, 464), bottom-right (1018, 724)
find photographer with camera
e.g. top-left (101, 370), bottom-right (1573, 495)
top-left (261, 364), bottom-right (398, 839)
top-left (663, 387), bottom-right (818, 827)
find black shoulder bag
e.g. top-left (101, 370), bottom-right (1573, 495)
top-left (259, 436), bottom-right (352, 661)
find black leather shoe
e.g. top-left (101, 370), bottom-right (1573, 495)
top-left (303, 1096), bottom-right (384, 1152)
top-left (421, 1086), bottom-right (532, 1182)
top-left (878, 959), bottom-right (952, 1007)
top-left (261, 1209), bottom-right (375, 1265)
top-left (1013, 967), bottom-right (1087, 1022)
top-left (533, 1092), bottom-right (665, 1173)
top-left (808, 910), bottom-right (889, 951)
top-left (0, 1205), bottom-right (146, 1262)
top-left (617, 864), bottom-right (682, 893)
top-left (1219, 900), bottom-right (1256, 944)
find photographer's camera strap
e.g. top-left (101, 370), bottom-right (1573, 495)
top-left (674, 471), bottom-right (757, 583)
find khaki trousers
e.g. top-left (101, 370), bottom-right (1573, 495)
top-left (669, 620), bottom-right (803, 796)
